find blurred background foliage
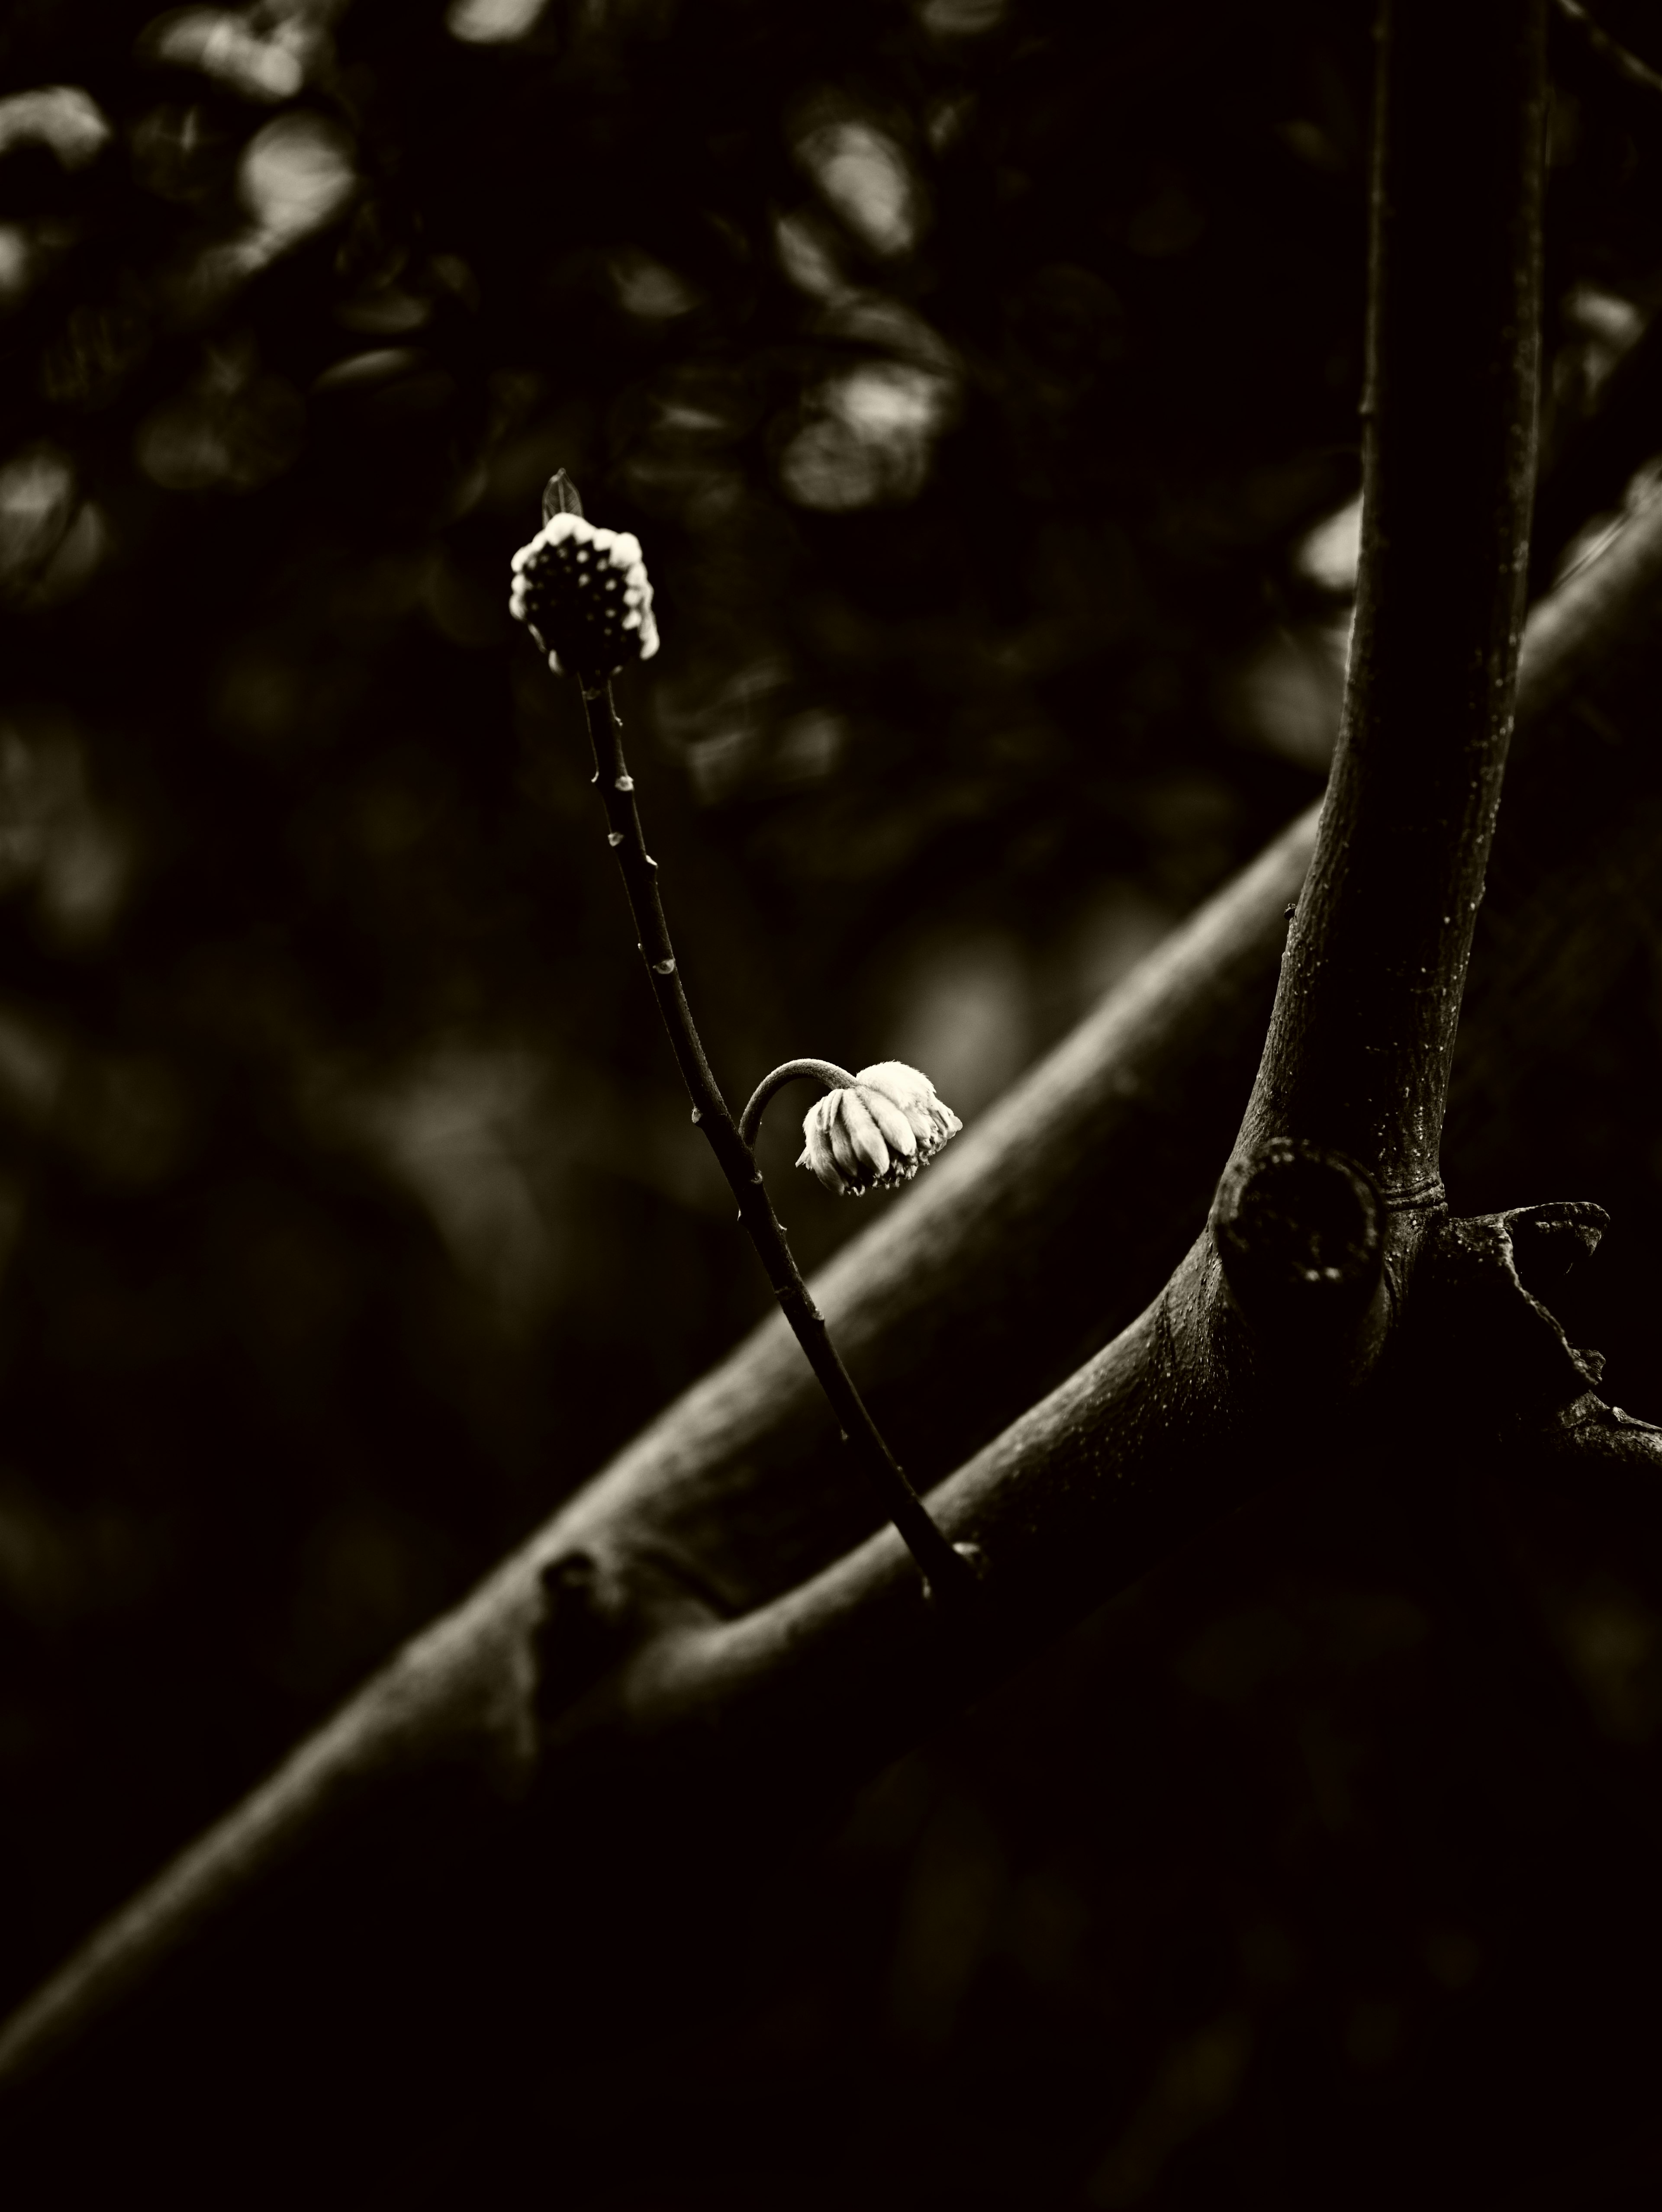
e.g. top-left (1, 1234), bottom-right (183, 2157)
top-left (3, 0), bottom-right (1662, 2199)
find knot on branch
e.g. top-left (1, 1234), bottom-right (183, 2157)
top-left (1211, 1138), bottom-right (1384, 1340)
top-left (533, 1547), bottom-right (726, 1736)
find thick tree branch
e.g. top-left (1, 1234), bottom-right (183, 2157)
top-left (1237, 0), bottom-right (1546, 1206)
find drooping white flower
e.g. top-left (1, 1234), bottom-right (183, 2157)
top-left (796, 1062), bottom-right (963, 1197)
top-left (508, 511), bottom-right (660, 678)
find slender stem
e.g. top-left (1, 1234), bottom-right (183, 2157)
top-left (575, 678), bottom-right (978, 1610)
top-left (738, 1058), bottom-right (855, 1150)
top-left (1237, 0), bottom-right (1546, 1201)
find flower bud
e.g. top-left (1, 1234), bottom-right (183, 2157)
top-left (508, 511), bottom-right (660, 679)
top-left (796, 1062), bottom-right (963, 1198)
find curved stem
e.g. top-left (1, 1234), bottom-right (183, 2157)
top-left (738, 1058), bottom-right (855, 1151)
top-left (575, 677), bottom-right (978, 1612)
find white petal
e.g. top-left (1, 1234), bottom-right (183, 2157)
top-left (856, 1063), bottom-right (931, 1143)
top-left (840, 1090), bottom-right (891, 1182)
top-left (799, 1099), bottom-right (845, 1192)
top-left (827, 1096), bottom-right (869, 1186)
top-left (861, 1086), bottom-right (917, 1161)
top-left (855, 1061), bottom-right (960, 1159)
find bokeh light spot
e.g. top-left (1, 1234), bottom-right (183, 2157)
top-left (238, 112), bottom-right (355, 244)
top-left (780, 360), bottom-right (953, 510)
top-left (888, 932), bottom-right (1032, 1119)
top-left (31, 502), bottom-right (110, 606)
top-left (0, 447), bottom-right (76, 595)
top-left (917, 0), bottom-right (1005, 35)
top-left (774, 211), bottom-right (845, 299)
top-left (1295, 495), bottom-right (1362, 594)
top-left (145, 10), bottom-right (318, 103)
top-left (1221, 623), bottom-right (1349, 772)
top-left (797, 117), bottom-right (920, 259)
top-left (610, 251), bottom-right (699, 320)
top-left (0, 226), bottom-right (32, 307)
top-left (0, 86), bottom-right (112, 168)
top-left (445, 0), bottom-right (548, 42)
top-left (0, 717), bottom-right (133, 945)
top-left (312, 345), bottom-right (421, 391)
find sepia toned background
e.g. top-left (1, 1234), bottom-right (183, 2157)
top-left (4, 0), bottom-right (1662, 2201)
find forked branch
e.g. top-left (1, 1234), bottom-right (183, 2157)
top-left (534, 0), bottom-right (1554, 1753)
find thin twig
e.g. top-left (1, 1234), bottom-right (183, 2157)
top-left (575, 677), bottom-right (977, 1611)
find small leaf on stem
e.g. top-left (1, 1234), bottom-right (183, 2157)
top-left (543, 468), bottom-right (585, 522)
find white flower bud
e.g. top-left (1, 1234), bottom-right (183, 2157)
top-left (796, 1062), bottom-right (962, 1197)
top-left (508, 511), bottom-right (660, 678)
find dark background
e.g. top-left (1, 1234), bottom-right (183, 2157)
top-left (3, 0), bottom-right (1662, 2202)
